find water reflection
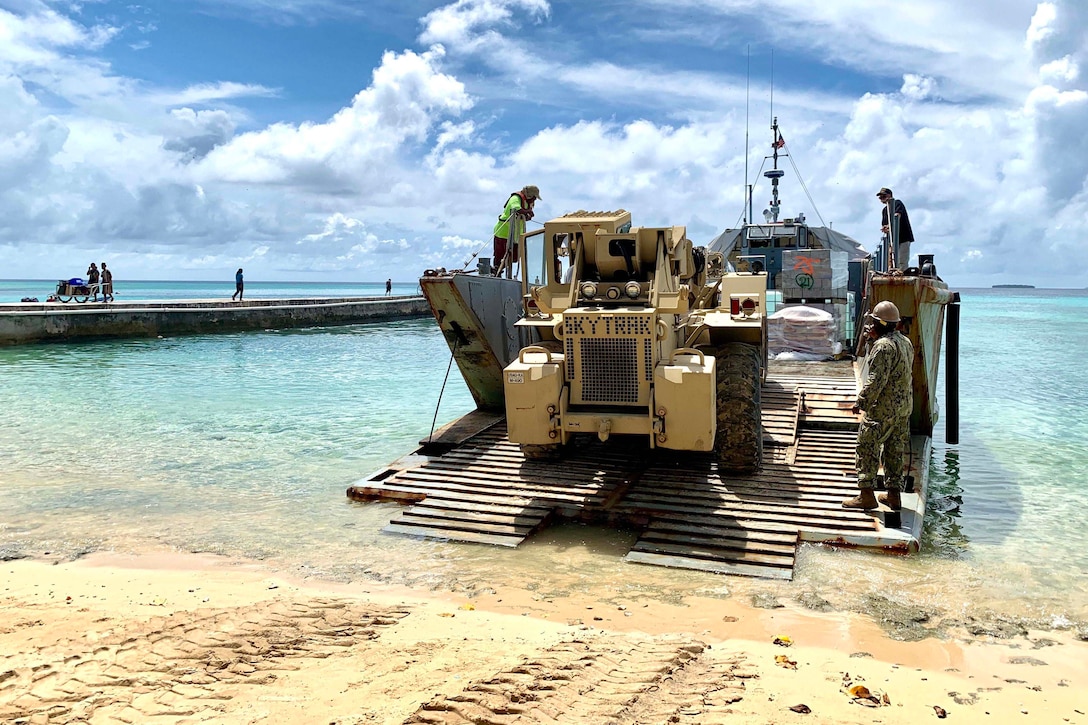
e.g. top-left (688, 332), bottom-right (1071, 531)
top-left (920, 447), bottom-right (968, 558)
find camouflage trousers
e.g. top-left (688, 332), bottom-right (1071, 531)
top-left (855, 413), bottom-right (909, 491)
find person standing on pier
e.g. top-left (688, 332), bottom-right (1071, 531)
top-left (101, 262), bottom-right (114, 302)
top-left (843, 301), bottom-right (914, 511)
top-left (232, 268), bottom-right (244, 301)
top-left (877, 187), bottom-right (914, 271)
top-left (385, 278), bottom-right (392, 296)
top-left (86, 263), bottom-right (101, 301)
top-left (493, 184), bottom-right (540, 277)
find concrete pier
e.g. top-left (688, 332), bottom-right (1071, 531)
top-left (0, 296), bottom-right (431, 345)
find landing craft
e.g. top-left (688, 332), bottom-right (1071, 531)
top-left (349, 123), bottom-right (957, 581)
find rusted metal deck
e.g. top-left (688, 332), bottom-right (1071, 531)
top-left (349, 362), bottom-right (928, 580)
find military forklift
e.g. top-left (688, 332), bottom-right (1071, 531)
top-left (504, 210), bottom-right (768, 472)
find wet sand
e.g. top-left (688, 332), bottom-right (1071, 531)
top-left (2, 553), bottom-right (1085, 724)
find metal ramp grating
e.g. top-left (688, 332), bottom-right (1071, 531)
top-left (348, 365), bottom-right (902, 579)
top-left (362, 428), bottom-right (645, 547)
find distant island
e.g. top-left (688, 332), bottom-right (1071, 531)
top-left (992, 284), bottom-right (1035, 289)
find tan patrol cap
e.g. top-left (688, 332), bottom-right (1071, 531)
top-left (523, 185), bottom-right (542, 200)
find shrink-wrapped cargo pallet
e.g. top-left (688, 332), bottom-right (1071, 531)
top-left (768, 305), bottom-right (842, 359)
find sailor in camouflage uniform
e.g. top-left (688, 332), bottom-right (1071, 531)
top-left (843, 300), bottom-right (914, 511)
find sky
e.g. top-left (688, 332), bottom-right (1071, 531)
top-left (1, 0), bottom-right (1086, 288)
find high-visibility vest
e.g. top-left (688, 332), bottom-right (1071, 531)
top-left (493, 192), bottom-right (529, 239)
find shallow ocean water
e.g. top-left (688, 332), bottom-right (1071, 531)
top-left (1, 287), bottom-right (1085, 630)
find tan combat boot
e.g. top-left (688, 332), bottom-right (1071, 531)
top-left (878, 489), bottom-right (902, 510)
top-left (842, 488), bottom-right (878, 510)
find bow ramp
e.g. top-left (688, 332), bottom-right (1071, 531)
top-left (349, 362), bottom-right (928, 580)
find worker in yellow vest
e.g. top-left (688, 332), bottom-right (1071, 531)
top-left (492, 185), bottom-right (541, 276)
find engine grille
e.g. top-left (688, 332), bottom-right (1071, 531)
top-left (563, 311), bottom-right (654, 406)
top-left (579, 338), bottom-right (639, 402)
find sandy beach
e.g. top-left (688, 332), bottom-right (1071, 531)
top-left (2, 553), bottom-right (1085, 724)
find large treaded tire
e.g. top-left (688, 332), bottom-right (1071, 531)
top-left (713, 342), bottom-right (763, 474)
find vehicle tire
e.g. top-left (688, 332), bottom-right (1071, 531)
top-left (59, 295), bottom-right (72, 303)
top-left (520, 443), bottom-right (562, 460)
top-left (713, 342), bottom-right (763, 473)
top-left (75, 295), bottom-right (89, 303)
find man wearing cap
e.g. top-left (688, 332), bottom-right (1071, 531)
top-left (844, 300), bottom-right (914, 511)
top-left (493, 185), bottom-right (541, 276)
top-left (876, 188), bottom-right (914, 271)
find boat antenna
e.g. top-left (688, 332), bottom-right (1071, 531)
top-left (765, 116), bottom-right (783, 222)
top-left (744, 45), bottom-right (750, 224)
top-left (761, 50), bottom-right (785, 222)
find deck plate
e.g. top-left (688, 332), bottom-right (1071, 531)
top-left (348, 364), bottom-right (925, 579)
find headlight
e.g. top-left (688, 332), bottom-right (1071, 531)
top-left (580, 281), bottom-right (598, 299)
top-left (624, 281), bottom-right (641, 299)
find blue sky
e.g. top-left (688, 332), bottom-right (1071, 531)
top-left (1, 0), bottom-right (1086, 287)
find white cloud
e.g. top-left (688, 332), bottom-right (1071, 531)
top-left (1039, 57), bottom-right (1079, 84)
top-left (1, 0), bottom-right (1087, 287)
top-left (441, 234), bottom-right (479, 249)
top-left (149, 82), bottom-right (278, 107)
top-left (1025, 2), bottom-right (1058, 48)
top-left (901, 74), bottom-right (938, 101)
top-left (419, 0), bottom-right (549, 49)
top-left (630, 0), bottom-right (1041, 102)
top-left (162, 108), bottom-right (236, 162)
top-left (197, 47), bottom-right (472, 191)
top-left (302, 212), bottom-right (372, 247)
top-left (0, 115), bottom-right (68, 180)
top-left (1022, 0), bottom-right (1088, 201)
top-left (188, 0), bottom-right (379, 24)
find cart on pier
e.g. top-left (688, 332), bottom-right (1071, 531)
top-left (53, 279), bottom-right (98, 303)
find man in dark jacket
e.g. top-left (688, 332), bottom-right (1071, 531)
top-left (877, 187), bottom-right (913, 271)
top-left (87, 262), bottom-right (100, 301)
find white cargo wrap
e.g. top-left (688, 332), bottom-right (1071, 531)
top-left (768, 305), bottom-right (842, 358)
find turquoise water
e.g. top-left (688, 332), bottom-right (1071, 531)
top-left (0, 279), bottom-right (420, 303)
top-left (1, 286), bottom-right (1085, 627)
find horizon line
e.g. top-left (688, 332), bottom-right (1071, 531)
top-left (0, 278), bottom-right (406, 284)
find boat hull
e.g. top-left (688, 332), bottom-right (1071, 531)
top-left (419, 272), bottom-right (531, 411)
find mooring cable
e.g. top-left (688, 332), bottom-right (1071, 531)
top-left (428, 337), bottom-right (460, 443)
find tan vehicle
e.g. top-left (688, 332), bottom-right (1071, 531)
top-left (504, 210), bottom-right (768, 472)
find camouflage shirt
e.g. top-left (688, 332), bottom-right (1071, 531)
top-left (857, 330), bottom-right (913, 421)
